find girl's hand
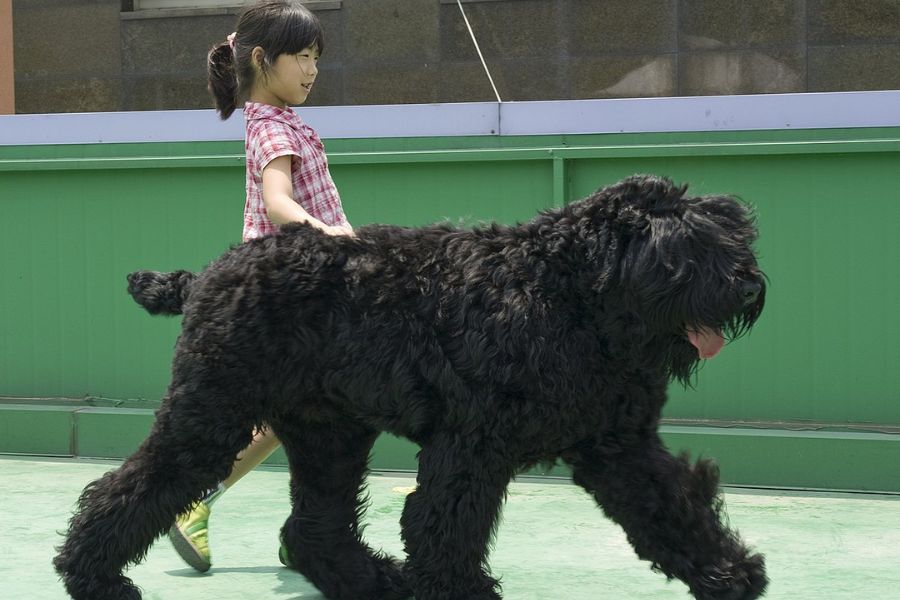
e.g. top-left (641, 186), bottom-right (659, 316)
top-left (323, 224), bottom-right (355, 237)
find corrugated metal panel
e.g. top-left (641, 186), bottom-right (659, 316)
top-left (2, 128), bottom-right (899, 433)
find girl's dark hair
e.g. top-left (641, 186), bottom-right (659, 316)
top-left (207, 0), bottom-right (325, 120)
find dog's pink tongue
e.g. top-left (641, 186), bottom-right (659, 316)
top-left (687, 327), bottom-right (725, 359)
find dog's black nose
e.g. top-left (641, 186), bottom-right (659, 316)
top-left (741, 281), bottom-right (761, 305)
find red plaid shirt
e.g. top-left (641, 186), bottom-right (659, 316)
top-left (242, 101), bottom-right (348, 241)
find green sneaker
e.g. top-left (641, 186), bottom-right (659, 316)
top-left (168, 501), bottom-right (212, 572)
top-left (278, 539), bottom-right (292, 567)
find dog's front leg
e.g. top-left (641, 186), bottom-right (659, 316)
top-left (400, 432), bottom-right (512, 600)
top-left (565, 434), bottom-right (768, 600)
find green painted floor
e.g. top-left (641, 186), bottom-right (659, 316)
top-left (3, 456), bottom-right (899, 600)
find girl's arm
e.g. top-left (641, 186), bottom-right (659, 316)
top-left (261, 155), bottom-right (353, 236)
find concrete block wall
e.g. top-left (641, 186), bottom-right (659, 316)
top-left (9, 0), bottom-right (900, 114)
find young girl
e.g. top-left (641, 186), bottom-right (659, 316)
top-left (168, 0), bottom-right (352, 572)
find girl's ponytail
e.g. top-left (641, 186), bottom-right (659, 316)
top-left (207, 41), bottom-right (239, 120)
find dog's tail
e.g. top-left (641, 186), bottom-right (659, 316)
top-left (126, 270), bottom-right (196, 315)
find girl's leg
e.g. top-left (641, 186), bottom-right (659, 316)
top-left (168, 427), bottom-right (282, 571)
top-left (223, 426), bottom-right (282, 488)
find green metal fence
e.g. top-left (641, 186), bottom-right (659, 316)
top-left (2, 101), bottom-right (899, 491)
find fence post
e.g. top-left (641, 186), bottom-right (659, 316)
top-left (551, 153), bottom-right (567, 207)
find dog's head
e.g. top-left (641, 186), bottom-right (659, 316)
top-left (579, 175), bottom-right (766, 383)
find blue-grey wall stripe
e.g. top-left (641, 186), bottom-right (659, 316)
top-left (1, 91), bottom-right (899, 146)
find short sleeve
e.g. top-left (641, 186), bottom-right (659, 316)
top-left (250, 120), bottom-right (303, 171)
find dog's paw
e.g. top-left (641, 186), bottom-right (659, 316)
top-left (691, 552), bottom-right (768, 600)
top-left (60, 574), bottom-right (142, 600)
top-left (375, 556), bottom-right (412, 599)
top-left (405, 572), bottom-right (501, 600)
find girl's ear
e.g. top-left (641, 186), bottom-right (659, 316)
top-left (251, 46), bottom-right (266, 71)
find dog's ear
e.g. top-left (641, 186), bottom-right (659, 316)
top-left (575, 175), bottom-right (685, 295)
top-left (622, 175), bottom-right (687, 216)
top-left (683, 194), bottom-right (759, 248)
top-left (609, 174), bottom-right (687, 215)
top-left (587, 175), bottom-right (688, 234)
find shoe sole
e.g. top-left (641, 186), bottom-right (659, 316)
top-left (167, 524), bottom-right (211, 573)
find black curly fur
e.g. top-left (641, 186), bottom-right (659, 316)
top-left (55, 175), bottom-right (767, 600)
top-left (126, 270), bottom-right (196, 315)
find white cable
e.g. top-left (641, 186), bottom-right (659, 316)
top-left (456, 0), bottom-right (502, 104)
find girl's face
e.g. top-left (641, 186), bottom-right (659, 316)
top-left (250, 45), bottom-right (319, 108)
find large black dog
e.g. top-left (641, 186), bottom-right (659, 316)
top-left (55, 175), bottom-right (767, 600)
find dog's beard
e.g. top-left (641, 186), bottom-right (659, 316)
top-left (666, 283), bottom-right (765, 386)
top-left (717, 284), bottom-right (766, 344)
top-left (667, 339), bottom-right (705, 386)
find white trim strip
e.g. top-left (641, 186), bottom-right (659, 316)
top-left (0, 103), bottom-right (500, 145)
top-left (301, 102), bottom-right (500, 139)
top-left (499, 91), bottom-right (900, 136)
top-left (1, 91), bottom-right (899, 146)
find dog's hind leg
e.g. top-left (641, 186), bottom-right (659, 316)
top-left (273, 418), bottom-right (410, 600)
top-left (564, 434), bottom-right (768, 600)
top-left (53, 375), bottom-right (259, 600)
top-left (400, 432), bottom-right (512, 600)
